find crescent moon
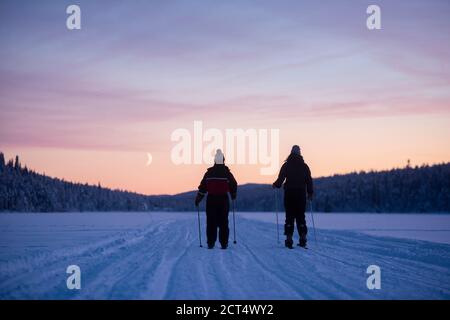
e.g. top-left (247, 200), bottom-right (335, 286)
top-left (146, 153), bottom-right (152, 166)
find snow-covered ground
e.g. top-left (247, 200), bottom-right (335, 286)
top-left (240, 212), bottom-right (450, 244)
top-left (0, 212), bottom-right (449, 299)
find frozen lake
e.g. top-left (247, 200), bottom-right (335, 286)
top-left (0, 212), bottom-right (450, 299)
top-left (240, 212), bottom-right (450, 244)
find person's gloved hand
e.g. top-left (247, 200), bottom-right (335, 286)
top-left (307, 193), bottom-right (313, 201)
top-left (231, 193), bottom-right (237, 200)
top-left (195, 193), bottom-right (204, 207)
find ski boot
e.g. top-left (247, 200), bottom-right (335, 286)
top-left (285, 234), bottom-right (294, 249)
top-left (298, 234), bottom-right (307, 249)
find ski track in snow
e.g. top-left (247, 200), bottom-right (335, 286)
top-left (0, 213), bottom-right (450, 299)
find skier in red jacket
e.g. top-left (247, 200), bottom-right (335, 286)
top-left (195, 149), bottom-right (238, 249)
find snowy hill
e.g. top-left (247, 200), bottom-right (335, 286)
top-left (152, 164), bottom-right (450, 213)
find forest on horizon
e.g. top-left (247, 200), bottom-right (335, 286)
top-left (1, 152), bottom-right (449, 213)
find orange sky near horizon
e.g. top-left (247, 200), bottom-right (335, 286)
top-left (2, 114), bottom-right (449, 195)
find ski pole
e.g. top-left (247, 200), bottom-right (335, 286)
top-left (232, 199), bottom-right (237, 244)
top-left (274, 189), bottom-right (280, 244)
top-left (197, 205), bottom-right (203, 247)
top-left (310, 200), bottom-right (318, 245)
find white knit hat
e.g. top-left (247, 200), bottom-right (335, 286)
top-left (214, 149), bottom-right (224, 164)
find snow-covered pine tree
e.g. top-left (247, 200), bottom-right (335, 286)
top-left (14, 155), bottom-right (21, 171)
top-left (0, 152), bottom-right (5, 172)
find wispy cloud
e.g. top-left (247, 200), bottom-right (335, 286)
top-left (1, 0), bottom-right (449, 152)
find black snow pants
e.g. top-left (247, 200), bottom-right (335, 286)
top-left (206, 195), bottom-right (230, 247)
top-left (284, 188), bottom-right (308, 238)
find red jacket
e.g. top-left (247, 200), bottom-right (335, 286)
top-left (198, 164), bottom-right (237, 198)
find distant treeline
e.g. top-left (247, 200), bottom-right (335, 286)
top-left (234, 163), bottom-right (450, 213)
top-left (0, 153), bottom-right (153, 212)
top-left (1, 152), bottom-right (449, 213)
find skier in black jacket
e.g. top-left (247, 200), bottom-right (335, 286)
top-left (273, 145), bottom-right (313, 249)
top-left (195, 149), bottom-right (238, 249)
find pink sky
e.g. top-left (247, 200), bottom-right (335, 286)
top-left (1, 0), bottom-right (450, 194)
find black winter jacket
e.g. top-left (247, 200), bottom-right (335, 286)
top-left (273, 155), bottom-right (313, 195)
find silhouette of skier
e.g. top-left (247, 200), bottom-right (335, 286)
top-left (273, 145), bottom-right (313, 249)
top-left (195, 149), bottom-right (237, 249)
